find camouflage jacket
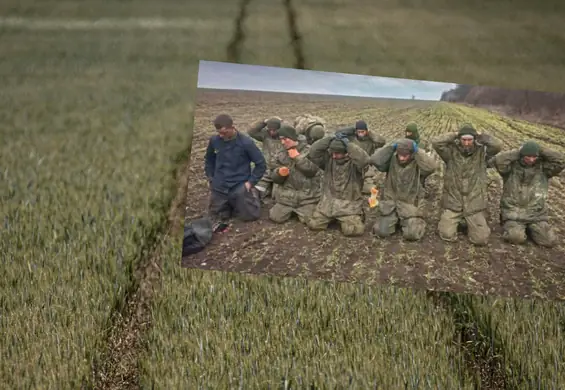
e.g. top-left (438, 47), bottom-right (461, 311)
top-left (432, 131), bottom-right (503, 215)
top-left (247, 120), bottom-right (287, 170)
top-left (488, 146), bottom-right (565, 223)
top-left (270, 141), bottom-right (322, 208)
top-left (307, 136), bottom-right (371, 217)
top-left (336, 126), bottom-right (386, 156)
top-left (370, 141), bottom-right (439, 218)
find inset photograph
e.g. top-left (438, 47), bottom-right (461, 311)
top-left (183, 60), bottom-right (565, 301)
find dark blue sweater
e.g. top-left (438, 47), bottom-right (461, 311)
top-left (204, 132), bottom-right (267, 194)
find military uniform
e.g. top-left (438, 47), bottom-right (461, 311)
top-left (246, 117), bottom-right (287, 200)
top-left (488, 141), bottom-right (565, 247)
top-left (370, 139), bottom-right (439, 241)
top-left (305, 134), bottom-right (371, 236)
top-left (335, 120), bottom-right (386, 194)
top-left (269, 126), bottom-right (323, 224)
top-left (432, 124), bottom-right (503, 245)
top-left (294, 114), bottom-right (328, 145)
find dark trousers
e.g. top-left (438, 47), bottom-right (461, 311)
top-left (208, 183), bottom-right (261, 223)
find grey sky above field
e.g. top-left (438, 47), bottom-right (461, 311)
top-left (197, 60), bottom-right (458, 101)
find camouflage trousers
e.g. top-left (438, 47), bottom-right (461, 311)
top-left (306, 210), bottom-right (365, 237)
top-left (208, 184), bottom-right (261, 223)
top-left (438, 209), bottom-right (490, 246)
top-left (372, 212), bottom-right (426, 241)
top-left (269, 203), bottom-right (316, 224)
top-left (362, 166), bottom-right (380, 195)
top-left (502, 220), bottom-right (556, 248)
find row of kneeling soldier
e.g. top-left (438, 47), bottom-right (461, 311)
top-left (204, 114), bottom-right (565, 247)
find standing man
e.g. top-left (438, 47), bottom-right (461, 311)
top-left (246, 116), bottom-right (287, 201)
top-left (204, 114), bottom-right (267, 224)
top-left (370, 138), bottom-right (439, 241)
top-left (432, 124), bottom-right (503, 245)
top-left (268, 125), bottom-right (323, 224)
top-left (305, 133), bottom-right (371, 237)
top-left (335, 120), bottom-right (386, 194)
top-left (488, 140), bottom-right (565, 247)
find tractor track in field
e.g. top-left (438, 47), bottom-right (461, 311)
top-left (93, 151), bottom-right (191, 389)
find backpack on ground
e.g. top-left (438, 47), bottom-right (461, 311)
top-left (182, 217), bottom-right (214, 256)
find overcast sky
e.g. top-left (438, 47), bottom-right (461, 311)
top-left (197, 60), bottom-right (457, 101)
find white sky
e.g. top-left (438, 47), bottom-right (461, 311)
top-left (197, 60), bottom-right (457, 101)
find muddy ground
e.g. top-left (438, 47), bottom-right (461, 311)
top-left (183, 89), bottom-right (565, 301)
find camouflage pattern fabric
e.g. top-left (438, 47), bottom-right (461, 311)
top-left (432, 131), bottom-right (503, 245)
top-left (304, 136), bottom-right (371, 236)
top-left (488, 145), bottom-right (565, 247)
top-left (334, 125), bottom-right (387, 194)
top-left (369, 139), bottom-right (439, 241)
top-left (294, 114), bottom-right (329, 145)
top-left (269, 140), bottom-right (323, 224)
top-left (247, 118), bottom-right (287, 199)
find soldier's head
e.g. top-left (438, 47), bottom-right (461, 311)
top-left (329, 138), bottom-right (348, 163)
top-left (355, 120), bottom-right (369, 139)
top-left (214, 114), bottom-right (237, 139)
top-left (405, 123), bottom-right (419, 141)
top-left (266, 117), bottom-right (282, 138)
top-left (396, 139), bottom-right (415, 165)
top-left (519, 141), bottom-right (540, 166)
top-left (308, 124), bottom-right (325, 144)
top-left (277, 125), bottom-right (299, 149)
top-left (457, 124), bottom-right (478, 154)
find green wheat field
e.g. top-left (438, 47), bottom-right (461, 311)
top-left (1, 0), bottom-right (565, 389)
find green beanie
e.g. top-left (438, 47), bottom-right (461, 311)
top-left (520, 141), bottom-right (540, 157)
top-left (405, 123), bottom-right (419, 139)
top-left (458, 123), bottom-right (478, 137)
top-left (266, 118), bottom-right (281, 130)
top-left (329, 138), bottom-right (347, 153)
top-left (277, 125), bottom-right (299, 141)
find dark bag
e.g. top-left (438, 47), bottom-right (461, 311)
top-left (182, 217), bottom-right (214, 256)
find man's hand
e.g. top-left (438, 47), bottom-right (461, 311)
top-left (288, 148), bottom-right (300, 159)
top-left (278, 167), bottom-right (290, 177)
top-left (244, 181), bottom-right (253, 191)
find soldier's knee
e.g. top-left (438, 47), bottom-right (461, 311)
top-left (306, 214), bottom-right (328, 231)
top-left (534, 235), bottom-right (556, 248)
top-left (342, 222), bottom-right (365, 237)
top-left (530, 224), bottom-right (556, 247)
top-left (403, 219), bottom-right (426, 241)
top-left (503, 228), bottom-right (527, 245)
top-left (468, 226), bottom-right (490, 246)
top-left (438, 223), bottom-right (458, 242)
top-left (268, 208), bottom-right (291, 224)
top-left (372, 219), bottom-right (394, 238)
